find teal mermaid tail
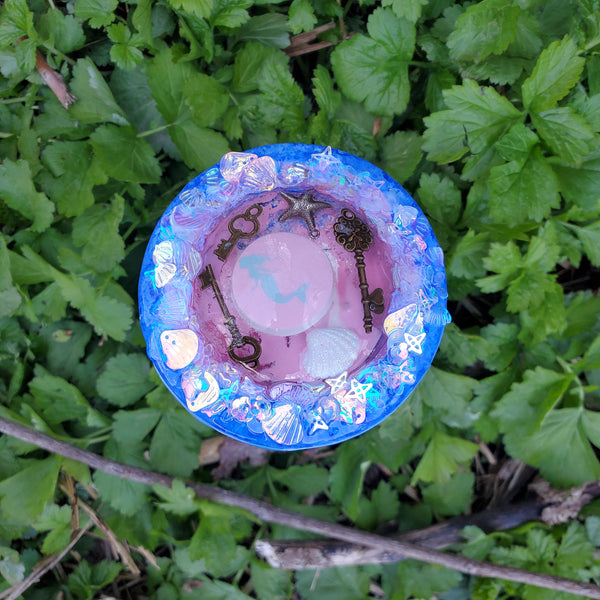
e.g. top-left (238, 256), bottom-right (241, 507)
top-left (240, 254), bottom-right (308, 304)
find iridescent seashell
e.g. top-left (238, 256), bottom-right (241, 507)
top-left (180, 187), bottom-right (204, 207)
top-left (394, 205), bottom-right (418, 229)
top-left (239, 156), bottom-right (277, 191)
top-left (280, 162), bottom-right (309, 185)
top-left (383, 303), bottom-right (418, 335)
top-left (160, 329), bottom-right (198, 370)
top-left (260, 403), bottom-right (304, 445)
top-left (302, 328), bottom-right (360, 379)
top-left (155, 262), bottom-right (176, 288)
top-left (153, 241), bottom-right (173, 264)
top-left (220, 152), bottom-right (258, 182)
top-left (231, 396), bottom-right (252, 421)
top-left (182, 369), bottom-right (220, 412)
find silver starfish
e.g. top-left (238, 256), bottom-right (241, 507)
top-left (278, 190), bottom-right (332, 238)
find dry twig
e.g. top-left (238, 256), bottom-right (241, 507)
top-left (2, 417), bottom-right (600, 599)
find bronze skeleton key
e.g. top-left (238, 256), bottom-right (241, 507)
top-left (333, 209), bottom-right (385, 333)
top-left (199, 264), bottom-right (262, 369)
top-left (214, 204), bottom-right (263, 262)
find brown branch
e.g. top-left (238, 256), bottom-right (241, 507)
top-left (2, 417), bottom-right (600, 599)
top-left (255, 501), bottom-right (542, 569)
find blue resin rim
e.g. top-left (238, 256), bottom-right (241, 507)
top-left (139, 144), bottom-right (450, 450)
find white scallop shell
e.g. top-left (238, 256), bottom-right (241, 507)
top-left (160, 329), bottom-right (198, 370)
top-left (261, 403), bottom-right (304, 445)
top-left (153, 241), bottom-right (173, 264)
top-left (181, 369), bottom-right (220, 412)
top-left (155, 262), bottom-right (176, 288)
top-left (302, 328), bottom-right (360, 379)
top-left (220, 152), bottom-right (258, 182)
top-left (239, 155), bottom-right (277, 191)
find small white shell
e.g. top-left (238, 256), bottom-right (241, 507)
top-left (153, 241), bottom-right (173, 264)
top-left (261, 403), bottom-right (304, 445)
top-left (160, 329), bottom-right (198, 370)
top-left (220, 152), bottom-right (258, 182)
top-left (302, 328), bottom-right (360, 379)
top-left (182, 369), bottom-right (220, 412)
top-left (155, 262), bottom-right (176, 288)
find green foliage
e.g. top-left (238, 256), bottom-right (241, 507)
top-left (1, 0), bottom-right (600, 597)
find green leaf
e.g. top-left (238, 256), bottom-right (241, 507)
top-left (35, 503), bottom-right (73, 554)
top-left (331, 8), bottom-right (416, 117)
top-left (29, 365), bottom-right (92, 424)
top-left (383, 0), bottom-right (428, 23)
top-left (423, 79), bottom-right (521, 168)
top-left (564, 221), bottom-right (600, 266)
top-left (189, 515), bottom-right (237, 573)
top-left (370, 480), bottom-right (401, 522)
top-left (417, 366), bottom-right (478, 428)
top-left (52, 272), bottom-right (133, 341)
top-left (232, 42), bottom-right (285, 93)
top-left (312, 65), bottom-right (341, 119)
top-left (329, 442), bottom-right (370, 520)
top-left (167, 0), bottom-right (213, 19)
top-left (109, 38), bottom-right (144, 70)
top-left (94, 438), bottom-right (150, 516)
top-left (495, 122), bottom-right (539, 166)
top-left (74, 0), bottom-right (118, 28)
top-left (0, 236), bottom-right (21, 318)
top-left (41, 141), bottom-right (107, 217)
top-left (234, 14), bottom-right (290, 49)
top-left (384, 560), bottom-right (463, 600)
top-left (448, 231), bottom-right (490, 279)
top-left (0, 455), bottom-right (62, 530)
top-left (380, 130), bottom-right (423, 183)
top-left (153, 480), bottom-right (198, 517)
top-left (554, 150), bottom-right (600, 213)
top-left (0, 546), bottom-right (24, 586)
top-left (89, 125), bottom-right (161, 183)
top-left (149, 412), bottom-right (201, 477)
top-left (0, 159), bottom-right (54, 232)
top-left (211, 0), bottom-right (252, 29)
top-left (412, 430), bottom-right (478, 485)
top-left (531, 108), bottom-right (594, 165)
top-left (447, 0), bottom-right (520, 63)
top-left (295, 567), bottom-right (370, 600)
top-left (69, 59), bottom-right (129, 126)
top-left (417, 172), bottom-right (461, 225)
top-left (270, 464), bottom-right (329, 496)
top-left (38, 9), bottom-right (86, 54)
top-left (112, 408), bottom-right (161, 444)
top-left (488, 147), bottom-right (560, 223)
top-left (72, 195), bottom-right (125, 273)
top-left (508, 408), bottom-right (600, 487)
top-left (0, 0), bottom-right (35, 46)
top-left (522, 36), bottom-right (585, 113)
top-left (422, 471), bottom-right (474, 517)
top-left (182, 74), bottom-right (229, 127)
top-left (146, 48), bottom-right (230, 170)
top-left (258, 55), bottom-right (305, 135)
top-left (97, 353), bottom-right (154, 407)
top-left (492, 367), bottom-right (573, 437)
top-left (251, 560), bottom-right (292, 600)
top-left (289, 0), bottom-right (316, 34)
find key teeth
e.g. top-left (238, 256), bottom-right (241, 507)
top-left (214, 240), bottom-right (232, 262)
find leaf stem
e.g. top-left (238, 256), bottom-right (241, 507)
top-left (41, 43), bottom-right (76, 66)
top-left (137, 123), bottom-right (173, 138)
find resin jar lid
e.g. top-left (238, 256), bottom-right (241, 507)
top-left (138, 144), bottom-right (450, 450)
